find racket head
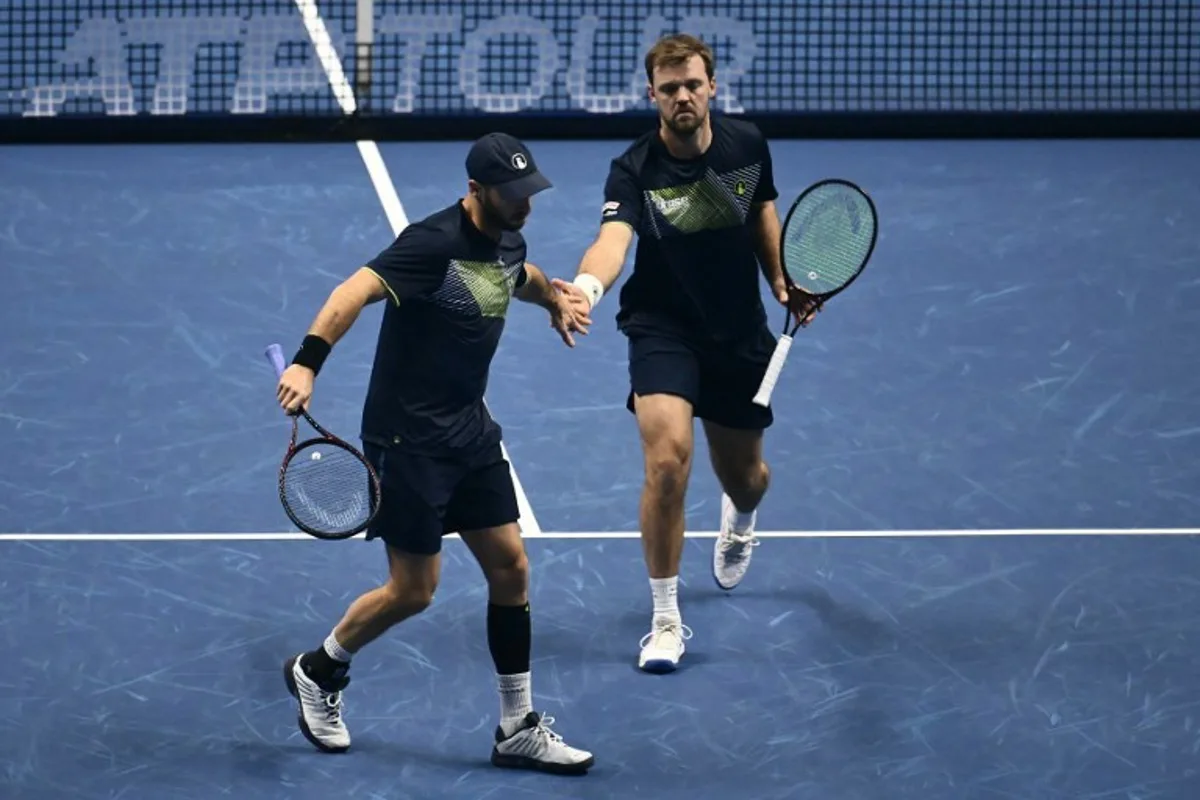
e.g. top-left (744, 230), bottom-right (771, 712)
top-left (780, 179), bottom-right (878, 301)
top-left (279, 436), bottom-right (381, 540)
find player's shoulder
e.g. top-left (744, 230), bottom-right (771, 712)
top-left (395, 203), bottom-right (466, 251)
top-left (409, 202), bottom-right (463, 238)
top-left (609, 128), bottom-right (659, 176)
top-left (713, 113), bottom-right (768, 149)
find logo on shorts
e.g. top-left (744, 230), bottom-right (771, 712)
top-left (602, 201), bottom-right (620, 218)
top-left (735, 180), bottom-right (747, 196)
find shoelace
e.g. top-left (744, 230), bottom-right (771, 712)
top-left (639, 621), bottom-right (694, 649)
top-left (530, 715), bottom-right (565, 745)
top-left (720, 516), bottom-right (760, 561)
top-left (321, 691), bottom-right (343, 724)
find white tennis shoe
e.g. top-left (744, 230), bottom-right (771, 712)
top-left (712, 493), bottom-right (760, 590)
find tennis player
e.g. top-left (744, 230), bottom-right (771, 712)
top-left (273, 132), bottom-right (595, 774)
top-left (553, 35), bottom-right (819, 673)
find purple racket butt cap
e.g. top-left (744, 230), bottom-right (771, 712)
top-left (265, 343), bottom-right (287, 379)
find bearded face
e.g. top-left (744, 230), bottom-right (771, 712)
top-left (648, 54), bottom-right (715, 138)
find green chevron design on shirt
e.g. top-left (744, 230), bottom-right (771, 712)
top-left (647, 178), bottom-right (743, 233)
top-left (449, 259), bottom-right (520, 318)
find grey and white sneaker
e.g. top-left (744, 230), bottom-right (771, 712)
top-left (491, 712), bottom-right (595, 775)
top-left (637, 618), bottom-right (693, 673)
top-left (712, 493), bottom-right (760, 590)
top-left (283, 653), bottom-right (351, 753)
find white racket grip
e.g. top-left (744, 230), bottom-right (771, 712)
top-left (752, 334), bottom-right (794, 407)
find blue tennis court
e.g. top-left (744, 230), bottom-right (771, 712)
top-left (2, 136), bottom-right (1199, 799)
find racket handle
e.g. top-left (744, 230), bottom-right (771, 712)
top-left (264, 343), bottom-right (288, 379)
top-left (752, 334), bottom-right (794, 408)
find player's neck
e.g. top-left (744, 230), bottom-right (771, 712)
top-left (658, 120), bottom-right (712, 160)
top-left (461, 197), bottom-right (502, 241)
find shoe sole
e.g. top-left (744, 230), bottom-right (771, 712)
top-left (639, 657), bottom-right (681, 674)
top-left (283, 654), bottom-right (350, 754)
top-left (491, 750), bottom-right (595, 775)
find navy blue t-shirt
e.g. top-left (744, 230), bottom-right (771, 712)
top-left (600, 114), bottom-right (779, 344)
top-left (360, 201), bottom-right (528, 455)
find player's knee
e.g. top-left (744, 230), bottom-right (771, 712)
top-left (484, 548), bottom-right (529, 601)
top-left (708, 444), bottom-right (769, 506)
top-left (382, 582), bottom-right (436, 618)
top-left (382, 562), bottom-right (439, 618)
top-left (723, 457), bottom-right (769, 495)
top-left (644, 439), bottom-right (692, 499)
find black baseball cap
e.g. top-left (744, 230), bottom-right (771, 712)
top-left (465, 132), bottom-right (552, 201)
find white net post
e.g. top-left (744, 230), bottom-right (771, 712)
top-left (354, 0), bottom-right (374, 104)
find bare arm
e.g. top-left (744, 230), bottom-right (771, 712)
top-left (751, 200), bottom-right (821, 326)
top-left (561, 222), bottom-right (634, 309)
top-left (276, 267), bottom-right (389, 412)
top-left (514, 262), bottom-right (557, 310)
top-left (305, 267), bottom-right (390, 346)
top-left (751, 200), bottom-right (785, 290)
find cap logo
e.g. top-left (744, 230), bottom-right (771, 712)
top-left (511, 153), bottom-right (528, 170)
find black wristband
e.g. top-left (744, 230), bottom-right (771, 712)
top-left (292, 334), bottom-right (332, 375)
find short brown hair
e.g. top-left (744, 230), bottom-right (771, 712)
top-left (644, 34), bottom-right (715, 84)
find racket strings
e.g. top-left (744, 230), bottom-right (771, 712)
top-left (282, 446), bottom-right (375, 534)
top-left (784, 186), bottom-right (876, 296)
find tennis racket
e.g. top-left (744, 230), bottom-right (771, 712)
top-left (264, 343), bottom-right (381, 540)
top-left (752, 179), bottom-right (879, 408)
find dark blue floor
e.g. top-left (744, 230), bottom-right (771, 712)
top-left (1, 139), bottom-right (1199, 534)
top-left (2, 534), bottom-right (1199, 800)
top-left (2, 138), bottom-right (1200, 798)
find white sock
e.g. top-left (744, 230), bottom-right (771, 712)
top-left (498, 672), bottom-right (533, 736)
top-left (650, 576), bottom-right (680, 625)
top-left (733, 509), bottom-right (755, 532)
top-left (323, 632), bottom-right (353, 664)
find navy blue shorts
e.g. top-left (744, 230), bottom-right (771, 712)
top-left (625, 321), bottom-right (776, 430)
top-left (361, 441), bottom-right (520, 555)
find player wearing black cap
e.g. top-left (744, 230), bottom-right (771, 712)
top-left (274, 133), bottom-right (595, 774)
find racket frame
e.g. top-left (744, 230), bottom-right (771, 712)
top-left (752, 179), bottom-right (879, 408)
top-left (265, 344), bottom-right (382, 540)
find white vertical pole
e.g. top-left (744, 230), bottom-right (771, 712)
top-left (355, 0), bottom-right (374, 102)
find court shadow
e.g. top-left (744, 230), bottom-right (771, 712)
top-left (626, 649), bottom-right (714, 675)
top-left (347, 735), bottom-right (492, 772)
top-left (243, 627), bottom-right (303, 697)
top-left (533, 606), bottom-right (716, 675)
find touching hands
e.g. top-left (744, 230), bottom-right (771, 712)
top-left (552, 278), bottom-right (594, 315)
top-left (547, 281), bottom-right (593, 347)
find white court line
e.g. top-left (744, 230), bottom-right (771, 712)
top-left (293, 0), bottom-right (542, 536)
top-left (1, 529), bottom-right (1197, 542)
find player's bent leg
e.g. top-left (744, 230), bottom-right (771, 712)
top-left (632, 392), bottom-right (697, 672)
top-left (702, 421), bottom-right (769, 590)
top-left (285, 442), bottom-right (448, 754)
top-left (696, 330), bottom-right (776, 592)
top-left (285, 544), bottom-right (440, 753)
top-left (452, 459), bottom-right (594, 775)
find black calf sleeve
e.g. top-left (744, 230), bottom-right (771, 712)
top-left (487, 602), bottom-right (531, 675)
